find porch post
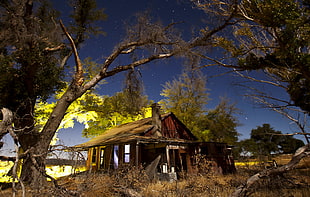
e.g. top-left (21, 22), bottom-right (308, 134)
top-left (166, 145), bottom-right (170, 172)
top-left (135, 142), bottom-right (139, 167)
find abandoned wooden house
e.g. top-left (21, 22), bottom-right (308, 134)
top-left (75, 103), bottom-right (236, 178)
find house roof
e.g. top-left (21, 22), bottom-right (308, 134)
top-left (75, 113), bottom-right (196, 149)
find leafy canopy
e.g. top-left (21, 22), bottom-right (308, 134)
top-left (232, 0), bottom-right (310, 112)
top-left (236, 123), bottom-right (305, 157)
top-left (203, 97), bottom-right (240, 144)
top-left (160, 68), bottom-right (239, 144)
top-left (160, 68), bottom-right (209, 137)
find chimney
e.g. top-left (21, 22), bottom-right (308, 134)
top-left (151, 103), bottom-right (162, 136)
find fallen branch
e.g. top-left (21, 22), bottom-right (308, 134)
top-left (230, 143), bottom-right (310, 197)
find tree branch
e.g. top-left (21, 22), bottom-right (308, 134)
top-left (254, 96), bottom-right (310, 143)
top-left (83, 52), bottom-right (173, 91)
top-left (103, 53), bottom-right (174, 77)
top-left (59, 20), bottom-right (84, 86)
top-left (44, 44), bottom-right (65, 52)
top-left (234, 69), bottom-right (287, 89)
top-left (192, 52), bottom-right (240, 69)
top-left (230, 143), bottom-right (310, 197)
top-left (190, 0), bottom-right (239, 48)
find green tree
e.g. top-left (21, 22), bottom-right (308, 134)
top-left (80, 69), bottom-right (151, 138)
top-left (236, 124), bottom-right (305, 158)
top-left (236, 0), bottom-right (310, 113)
top-left (160, 68), bottom-right (209, 137)
top-left (0, 0), bottom-right (106, 186)
top-left (81, 92), bottom-right (151, 138)
top-left (35, 89), bottom-right (102, 140)
top-left (0, 0), bottom-right (193, 188)
top-left (235, 138), bottom-right (258, 158)
top-left (194, 0), bottom-right (310, 113)
top-left (279, 135), bottom-right (305, 154)
top-left (203, 97), bottom-right (240, 144)
top-left (250, 124), bottom-right (282, 156)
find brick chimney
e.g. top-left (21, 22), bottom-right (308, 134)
top-left (151, 103), bottom-right (162, 136)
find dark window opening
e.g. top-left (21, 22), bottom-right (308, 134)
top-left (91, 148), bottom-right (97, 163)
top-left (113, 145), bottom-right (119, 169)
top-left (100, 148), bottom-right (105, 168)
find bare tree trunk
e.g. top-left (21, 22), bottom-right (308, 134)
top-left (230, 143), bottom-right (310, 197)
top-left (21, 86), bottom-right (85, 188)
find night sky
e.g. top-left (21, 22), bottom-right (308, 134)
top-left (0, 0), bottom-right (304, 155)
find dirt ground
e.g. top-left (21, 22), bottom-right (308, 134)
top-left (1, 155), bottom-right (310, 197)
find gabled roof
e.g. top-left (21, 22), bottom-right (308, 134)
top-left (75, 113), bottom-right (196, 149)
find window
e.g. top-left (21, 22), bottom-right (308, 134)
top-left (91, 148), bottom-right (97, 163)
top-left (100, 148), bottom-right (105, 168)
top-left (124, 144), bottom-right (130, 163)
top-left (113, 145), bottom-right (119, 169)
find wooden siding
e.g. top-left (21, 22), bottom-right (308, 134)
top-left (144, 114), bottom-right (196, 140)
top-left (80, 111), bottom-right (235, 175)
top-left (86, 141), bottom-right (236, 175)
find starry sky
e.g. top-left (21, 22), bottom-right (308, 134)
top-left (56, 0), bottom-right (305, 147)
top-left (0, 0), bottom-right (304, 155)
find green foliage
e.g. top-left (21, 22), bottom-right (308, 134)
top-left (236, 123), bottom-right (305, 158)
top-left (34, 85), bottom-right (151, 139)
top-left (250, 124), bottom-right (282, 156)
top-left (0, 0), bottom-right (65, 110)
top-left (160, 69), bottom-right (239, 144)
top-left (160, 69), bottom-right (209, 137)
top-left (202, 98), bottom-right (240, 144)
top-left (69, 0), bottom-right (107, 43)
top-left (0, 0), bottom-right (106, 113)
top-left (278, 135), bottom-right (305, 154)
top-left (232, 0), bottom-right (310, 112)
top-left (235, 138), bottom-right (258, 158)
top-left (82, 92), bottom-right (151, 138)
top-left (81, 70), bottom-right (150, 138)
top-left (34, 89), bottom-right (101, 143)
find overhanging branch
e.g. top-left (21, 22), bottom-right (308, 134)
top-left (103, 53), bottom-right (174, 78)
top-left (59, 20), bottom-right (84, 86)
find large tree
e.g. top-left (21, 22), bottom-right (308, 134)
top-left (81, 70), bottom-right (151, 138)
top-left (190, 1), bottom-right (310, 195)
top-left (236, 123), bottom-right (305, 158)
top-left (0, 0), bottom-right (183, 188)
top-left (0, 0), bottom-right (107, 187)
top-left (193, 0), bottom-right (309, 113)
top-left (160, 70), bottom-right (239, 143)
top-left (250, 123), bottom-right (282, 156)
top-left (203, 97), bottom-right (239, 144)
top-left (160, 68), bottom-right (210, 137)
top-left (0, 0), bottom-right (246, 190)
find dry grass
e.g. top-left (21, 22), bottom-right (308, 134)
top-left (1, 155), bottom-right (310, 197)
top-left (58, 167), bottom-right (310, 197)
